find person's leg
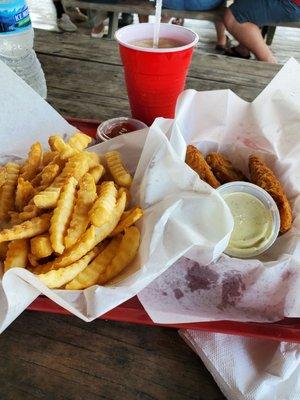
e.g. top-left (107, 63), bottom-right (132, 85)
top-left (138, 15), bottom-right (149, 23)
top-left (161, 15), bottom-right (171, 22)
top-left (88, 10), bottom-right (108, 37)
top-left (118, 13), bottom-right (134, 28)
top-left (65, 6), bottom-right (88, 22)
top-left (224, 8), bottom-right (276, 63)
top-left (223, 0), bottom-right (300, 63)
top-left (214, 21), bottom-right (227, 47)
top-left (180, 1), bottom-right (228, 49)
top-left (53, 0), bottom-right (64, 19)
top-left (53, 0), bottom-right (77, 31)
top-left (224, 8), bottom-right (275, 62)
top-left (138, 14), bottom-right (170, 23)
top-left (162, 0), bottom-right (183, 23)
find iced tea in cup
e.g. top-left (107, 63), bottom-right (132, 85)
top-left (115, 23), bottom-right (199, 126)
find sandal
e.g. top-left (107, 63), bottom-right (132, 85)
top-left (215, 35), bottom-right (231, 53)
top-left (172, 18), bottom-right (184, 26)
top-left (91, 24), bottom-right (105, 39)
top-left (225, 46), bottom-right (251, 59)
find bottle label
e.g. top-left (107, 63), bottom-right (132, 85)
top-left (0, 1), bottom-right (32, 35)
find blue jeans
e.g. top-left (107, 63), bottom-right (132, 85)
top-left (162, 0), bottom-right (225, 11)
top-left (230, 0), bottom-right (300, 26)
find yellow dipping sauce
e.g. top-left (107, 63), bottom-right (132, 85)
top-left (224, 192), bottom-right (274, 258)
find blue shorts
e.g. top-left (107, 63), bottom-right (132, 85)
top-left (230, 0), bottom-right (300, 26)
top-left (163, 0), bottom-right (225, 11)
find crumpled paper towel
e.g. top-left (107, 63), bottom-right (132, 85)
top-left (180, 330), bottom-right (300, 400)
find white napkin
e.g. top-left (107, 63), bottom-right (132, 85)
top-left (180, 330), bottom-right (300, 400)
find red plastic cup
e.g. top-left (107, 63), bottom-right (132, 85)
top-left (115, 23), bottom-right (199, 126)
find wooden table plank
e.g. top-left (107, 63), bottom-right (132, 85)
top-left (35, 30), bottom-right (281, 81)
top-left (47, 87), bottom-right (130, 120)
top-left (35, 30), bottom-right (280, 112)
top-left (35, 31), bottom-right (122, 65)
top-left (0, 312), bottom-right (225, 400)
top-left (45, 76), bottom-right (261, 122)
top-left (36, 35), bottom-right (277, 121)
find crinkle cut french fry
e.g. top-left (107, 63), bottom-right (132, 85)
top-left (50, 154), bottom-right (66, 171)
top-left (98, 226), bottom-right (140, 285)
top-left (118, 187), bottom-right (131, 209)
top-left (33, 152), bottom-right (90, 209)
top-left (0, 163), bottom-right (20, 221)
top-left (15, 202), bottom-right (41, 223)
top-left (34, 188), bottom-right (61, 209)
top-left (65, 235), bottom-right (122, 290)
top-left (36, 247), bottom-right (101, 289)
top-left (57, 152), bottom-right (91, 182)
top-left (31, 234), bottom-right (53, 259)
top-left (0, 167), bottom-right (6, 188)
top-left (110, 207), bottom-right (143, 236)
top-left (33, 225), bottom-right (97, 275)
top-left (4, 239), bottom-right (29, 272)
top-left (0, 242), bottom-right (8, 261)
top-left (88, 165), bottom-right (105, 184)
top-left (105, 151), bottom-right (132, 188)
top-left (50, 176), bottom-right (77, 254)
top-left (0, 213), bottom-right (51, 243)
top-left (68, 132), bottom-right (92, 151)
top-left (20, 142), bottom-right (42, 181)
top-left (31, 163), bottom-right (60, 188)
top-left (65, 173), bottom-right (97, 249)
top-left (86, 152), bottom-right (100, 169)
top-left (15, 177), bottom-right (35, 211)
top-left (40, 164), bottom-right (60, 187)
top-left (49, 135), bottom-right (78, 159)
top-left (89, 181), bottom-right (117, 227)
top-left (42, 151), bottom-right (58, 166)
top-left (28, 253), bottom-right (39, 267)
top-left (35, 191), bottom-right (126, 274)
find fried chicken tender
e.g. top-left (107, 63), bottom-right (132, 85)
top-left (249, 155), bottom-right (292, 234)
top-left (206, 152), bottom-right (247, 184)
top-left (0, 167), bottom-right (6, 188)
top-left (185, 145), bottom-right (220, 188)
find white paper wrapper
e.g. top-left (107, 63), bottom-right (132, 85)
top-left (138, 58), bottom-right (300, 324)
top-left (0, 61), bottom-right (233, 333)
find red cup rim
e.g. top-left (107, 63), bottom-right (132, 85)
top-left (115, 23), bottom-right (199, 53)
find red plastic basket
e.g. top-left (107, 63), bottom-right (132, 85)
top-left (27, 117), bottom-right (300, 343)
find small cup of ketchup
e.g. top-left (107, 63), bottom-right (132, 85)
top-left (97, 117), bottom-right (148, 142)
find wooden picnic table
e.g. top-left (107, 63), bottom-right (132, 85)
top-left (0, 29), bottom-right (282, 400)
top-left (33, 29), bottom-right (281, 121)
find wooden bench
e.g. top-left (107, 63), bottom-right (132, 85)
top-left (262, 23), bottom-right (300, 45)
top-left (65, 0), bottom-right (300, 44)
top-left (64, 0), bottom-right (224, 38)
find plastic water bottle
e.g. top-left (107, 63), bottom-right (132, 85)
top-left (0, 0), bottom-right (47, 98)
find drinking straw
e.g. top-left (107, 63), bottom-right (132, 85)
top-left (153, 0), bottom-right (162, 48)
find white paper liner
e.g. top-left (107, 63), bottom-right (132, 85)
top-left (138, 58), bottom-right (300, 324)
top-left (0, 60), bottom-right (233, 332)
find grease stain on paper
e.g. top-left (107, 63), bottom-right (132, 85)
top-left (219, 271), bottom-right (246, 309)
top-left (173, 288), bottom-right (184, 299)
top-left (185, 262), bottom-right (219, 292)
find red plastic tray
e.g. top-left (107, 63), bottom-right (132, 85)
top-left (27, 117), bottom-right (300, 343)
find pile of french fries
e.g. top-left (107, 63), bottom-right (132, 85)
top-left (0, 132), bottom-right (143, 290)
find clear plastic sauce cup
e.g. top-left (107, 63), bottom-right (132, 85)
top-left (97, 117), bottom-right (148, 142)
top-left (217, 182), bottom-right (280, 259)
